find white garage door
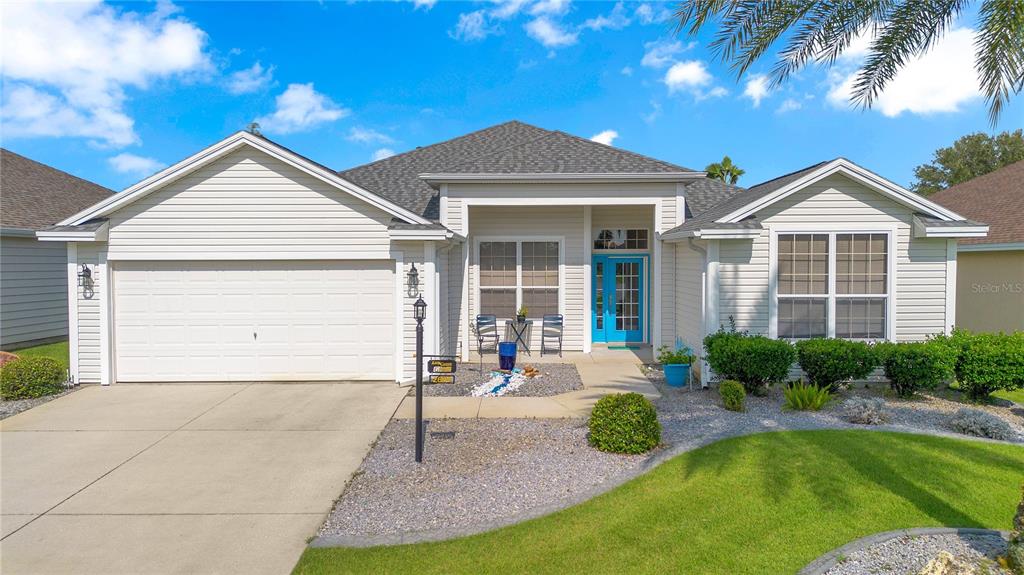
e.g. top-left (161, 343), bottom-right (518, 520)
top-left (114, 261), bottom-right (395, 382)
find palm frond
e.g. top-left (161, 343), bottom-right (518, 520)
top-left (975, 0), bottom-right (1024, 125)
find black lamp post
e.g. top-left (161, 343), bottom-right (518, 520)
top-left (413, 295), bottom-right (427, 463)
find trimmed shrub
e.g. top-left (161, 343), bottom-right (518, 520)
top-left (841, 397), bottom-right (890, 425)
top-left (782, 381), bottom-right (832, 411)
top-left (1009, 485), bottom-right (1024, 575)
top-left (0, 357), bottom-right (66, 400)
top-left (881, 342), bottom-right (952, 398)
top-left (588, 393), bottom-right (661, 454)
top-left (704, 330), bottom-right (795, 394)
top-left (954, 332), bottom-right (1024, 402)
top-left (719, 380), bottom-right (745, 412)
top-left (795, 338), bottom-right (877, 391)
top-left (950, 408), bottom-right (1015, 441)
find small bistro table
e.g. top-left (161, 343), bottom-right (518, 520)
top-left (504, 319), bottom-right (534, 355)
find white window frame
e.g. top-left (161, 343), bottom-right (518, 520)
top-left (474, 236), bottom-right (565, 320)
top-left (768, 225), bottom-right (897, 341)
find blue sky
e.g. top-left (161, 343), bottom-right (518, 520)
top-left (2, 0), bottom-right (1020, 193)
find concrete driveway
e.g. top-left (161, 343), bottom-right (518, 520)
top-left (0, 382), bottom-right (406, 575)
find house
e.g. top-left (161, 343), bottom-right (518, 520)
top-left (931, 160), bottom-right (1024, 333)
top-left (1, 149), bottom-right (114, 349)
top-left (38, 121), bottom-right (987, 385)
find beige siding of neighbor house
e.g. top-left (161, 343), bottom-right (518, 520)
top-left (105, 148), bottom-right (395, 260)
top-left (954, 250), bottom-right (1024, 333)
top-left (0, 235), bottom-right (69, 349)
top-left (718, 174), bottom-right (951, 341)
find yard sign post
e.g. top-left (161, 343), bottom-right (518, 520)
top-left (413, 295), bottom-right (426, 463)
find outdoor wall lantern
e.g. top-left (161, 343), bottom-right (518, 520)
top-left (407, 263), bottom-right (420, 296)
top-left (77, 264), bottom-right (93, 288)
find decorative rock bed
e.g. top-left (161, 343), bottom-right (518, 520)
top-left (0, 386), bottom-right (79, 420)
top-left (799, 528), bottom-right (1011, 575)
top-left (417, 362), bottom-right (583, 398)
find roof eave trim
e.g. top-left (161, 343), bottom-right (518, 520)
top-left (717, 159), bottom-right (966, 224)
top-left (420, 172), bottom-right (705, 187)
top-left (58, 132), bottom-right (432, 227)
top-left (958, 241), bottom-right (1024, 252)
top-left (388, 229), bottom-right (454, 240)
top-left (0, 227), bottom-right (38, 237)
top-left (912, 215), bottom-right (989, 238)
top-left (36, 222), bottom-right (109, 242)
top-left (662, 227), bottom-right (762, 241)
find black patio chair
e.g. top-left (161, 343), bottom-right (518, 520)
top-left (475, 314), bottom-right (499, 371)
top-left (540, 314), bottom-right (563, 357)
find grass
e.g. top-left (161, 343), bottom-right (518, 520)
top-left (12, 340), bottom-right (69, 370)
top-left (294, 431), bottom-right (1023, 575)
top-left (995, 388), bottom-right (1024, 405)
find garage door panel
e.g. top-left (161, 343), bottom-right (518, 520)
top-left (114, 261), bottom-right (395, 382)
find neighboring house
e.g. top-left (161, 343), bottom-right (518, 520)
top-left (1, 149), bottom-right (114, 349)
top-left (931, 160), bottom-right (1024, 333)
top-left (38, 121), bottom-right (987, 385)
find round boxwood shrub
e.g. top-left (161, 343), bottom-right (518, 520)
top-left (795, 338), bottom-right (877, 391)
top-left (704, 330), bottom-right (795, 394)
top-left (881, 342), bottom-right (952, 398)
top-left (718, 380), bottom-right (745, 412)
top-left (1, 357), bottom-right (66, 400)
top-left (588, 392), bottom-right (661, 454)
top-left (954, 332), bottom-right (1024, 402)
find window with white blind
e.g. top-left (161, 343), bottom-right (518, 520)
top-left (776, 231), bottom-right (890, 340)
top-left (478, 240), bottom-right (560, 319)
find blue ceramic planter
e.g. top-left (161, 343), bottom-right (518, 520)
top-left (664, 364), bottom-right (690, 387)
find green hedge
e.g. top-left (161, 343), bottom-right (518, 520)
top-left (0, 357), bottom-right (66, 400)
top-left (719, 380), bottom-right (745, 412)
top-left (588, 393), bottom-right (661, 454)
top-left (953, 332), bottom-right (1024, 401)
top-left (704, 330), bottom-right (795, 394)
top-left (795, 338), bottom-right (877, 391)
top-left (881, 342), bottom-right (953, 398)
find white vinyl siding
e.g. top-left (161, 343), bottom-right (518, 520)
top-left (106, 149), bottom-right (394, 260)
top-left (112, 261), bottom-right (395, 382)
top-left (717, 173), bottom-right (951, 342)
top-left (674, 241), bottom-right (705, 371)
top-left (394, 241), bottom-right (426, 382)
top-left (0, 236), bottom-right (68, 348)
top-left (75, 243), bottom-right (103, 383)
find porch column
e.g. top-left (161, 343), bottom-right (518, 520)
top-left (583, 206), bottom-right (592, 353)
top-left (652, 201), bottom-right (662, 349)
top-left (460, 204), bottom-right (471, 362)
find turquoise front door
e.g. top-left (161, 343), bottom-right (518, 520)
top-left (592, 255), bottom-right (645, 343)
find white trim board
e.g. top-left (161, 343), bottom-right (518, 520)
top-left (721, 159), bottom-right (968, 224)
top-left (57, 131), bottom-right (431, 228)
top-left (957, 242), bottom-right (1024, 252)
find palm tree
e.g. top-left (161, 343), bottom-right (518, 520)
top-left (674, 1), bottom-right (1024, 124)
top-left (706, 155), bottom-right (746, 184)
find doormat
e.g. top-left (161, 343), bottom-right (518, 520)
top-left (608, 345), bottom-right (643, 350)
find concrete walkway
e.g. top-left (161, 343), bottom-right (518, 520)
top-left (0, 382), bottom-right (406, 575)
top-left (393, 347), bottom-right (660, 419)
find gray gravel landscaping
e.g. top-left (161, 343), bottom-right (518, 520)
top-left (417, 362), bottom-right (583, 397)
top-left (823, 532), bottom-right (1010, 575)
top-left (0, 386), bottom-right (79, 420)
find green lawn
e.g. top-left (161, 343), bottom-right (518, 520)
top-left (995, 388), bottom-right (1024, 405)
top-left (295, 431), bottom-right (1024, 575)
top-left (13, 340), bottom-right (69, 370)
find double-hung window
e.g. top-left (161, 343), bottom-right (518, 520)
top-left (479, 240), bottom-right (560, 319)
top-left (776, 232), bottom-right (889, 340)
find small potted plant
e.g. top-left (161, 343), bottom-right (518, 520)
top-left (657, 344), bottom-right (695, 388)
top-left (516, 305), bottom-right (528, 323)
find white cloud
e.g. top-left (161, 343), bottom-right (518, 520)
top-left (703, 86), bottom-right (729, 100)
top-left (449, 10), bottom-right (499, 41)
top-left (642, 100), bottom-right (662, 123)
top-left (413, 0), bottom-right (437, 10)
top-left (255, 83), bottom-right (349, 134)
top-left (582, 2), bottom-right (630, 31)
top-left (525, 16), bottom-right (578, 47)
top-left (226, 62), bottom-right (274, 95)
top-left (641, 39), bottom-right (690, 69)
top-left (635, 3), bottom-right (671, 25)
top-left (372, 148), bottom-right (396, 161)
top-left (589, 129), bottom-right (618, 146)
top-left (775, 98), bottom-right (802, 114)
top-left (108, 152), bottom-right (165, 176)
top-left (621, 66), bottom-right (634, 76)
top-left (347, 126), bottom-right (395, 145)
top-left (529, 0), bottom-right (570, 16)
top-left (826, 27), bottom-right (981, 117)
top-left (0, 0), bottom-right (210, 147)
top-left (664, 60), bottom-right (712, 92)
top-left (490, 0), bottom-right (531, 19)
top-left (742, 74), bottom-right (770, 107)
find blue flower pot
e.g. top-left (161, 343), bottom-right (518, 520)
top-left (664, 364), bottom-right (690, 387)
top-left (498, 342), bottom-right (517, 371)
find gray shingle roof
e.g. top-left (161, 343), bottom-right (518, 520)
top-left (930, 159), bottom-right (1023, 245)
top-left (339, 121), bottom-right (696, 220)
top-left (1, 148), bottom-right (114, 231)
top-left (915, 215), bottom-right (987, 227)
top-left (667, 160), bottom-right (831, 235)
